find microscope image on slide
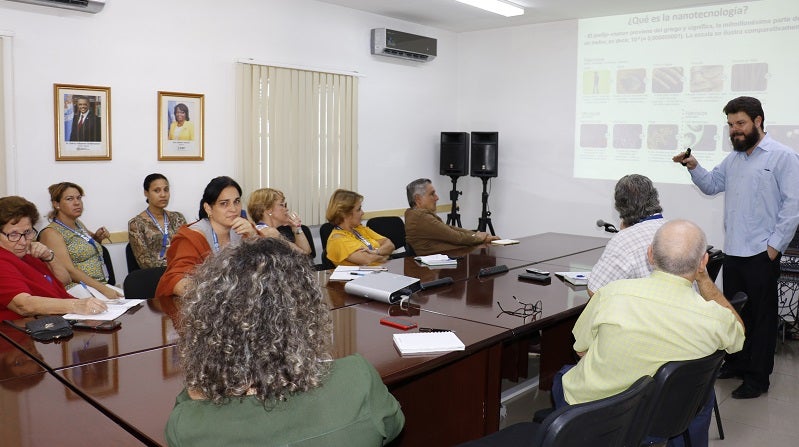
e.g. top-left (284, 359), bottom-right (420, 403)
top-left (651, 67), bottom-right (684, 94)
top-left (646, 124), bottom-right (678, 150)
top-left (613, 124), bottom-right (643, 149)
top-left (690, 65), bottom-right (724, 93)
top-left (732, 63), bottom-right (769, 92)
top-left (616, 68), bottom-right (646, 94)
top-left (681, 125), bottom-right (717, 152)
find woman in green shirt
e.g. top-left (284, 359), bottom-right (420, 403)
top-left (165, 237), bottom-right (404, 446)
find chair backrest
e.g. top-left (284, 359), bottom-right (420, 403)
top-left (101, 245), bottom-right (116, 286)
top-left (636, 350), bottom-right (725, 441)
top-left (125, 242), bottom-right (141, 273)
top-left (534, 375), bottom-right (655, 447)
top-left (123, 266), bottom-right (166, 299)
top-left (366, 216), bottom-right (406, 250)
top-left (319, 222), bottom-right (335, 270)
top-left (277, 225), bottom-right (316, 259)
top-left (706, 248), bottom-right (725, 282)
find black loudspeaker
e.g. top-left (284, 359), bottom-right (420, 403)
top-left (440, 132), bottom-right (470, 176)
top-left (470, 132), bottom-right (498, 178)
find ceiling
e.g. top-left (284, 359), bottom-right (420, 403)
top-left (314, 0), bottom-right (751, 33)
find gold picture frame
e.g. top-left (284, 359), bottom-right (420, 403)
top-left (53, 83), bottom-right (112, 161)
top-left (158, 91), bottom-right (204, 160)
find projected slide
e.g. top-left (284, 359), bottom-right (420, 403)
top-left (575, 0), bottom-right (799, 184)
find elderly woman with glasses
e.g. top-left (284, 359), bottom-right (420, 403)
top-left (0, 196), bottom-right (108, 321)
top-left (155, 176), bottom-right (257, 300)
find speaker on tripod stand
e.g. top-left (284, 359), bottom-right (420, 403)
top-left (470, 132), bottom-right (498, 235)
top-left (440, 132), bottom-right (469, 227)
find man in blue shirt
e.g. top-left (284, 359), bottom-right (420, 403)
top-left (673, 96), bottom-right (799, 399)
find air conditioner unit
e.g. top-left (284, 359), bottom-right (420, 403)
top-left (371, 28), bottom-right (437, 62)
top-left (7, 0), bottom-right (106, 14)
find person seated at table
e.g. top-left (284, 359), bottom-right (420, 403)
top-left (155, 176), bottom-right (256, 299)
top-left (325, 189), bottom-right (394, 266)
top-left (246, 187), bottom-right (311, 255)
top-left (165, 237), bottom-right (405, 446)
top-left (404, 178), bottom-right (500, 255)
top-left (0, 196), bottom-right (108, 321)
top-left (39, 182), bottom-right (122, 299)
top-left (587, 174), bottom-right (666, 297)
top-left (128, 173), bottom-right (187, 269)
top-left (552, 220), bottom-right (744, 447)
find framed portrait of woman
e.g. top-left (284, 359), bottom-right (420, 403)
top-left (53, 83), bottom-right (112, 161)
top-left (158, 91), bottom-right (205, 161)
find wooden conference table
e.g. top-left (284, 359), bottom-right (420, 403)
top-left (0, 232), bottom-right (609, 446)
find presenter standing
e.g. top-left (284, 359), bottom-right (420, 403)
top-left (673, 96), bottom-right (799, 399)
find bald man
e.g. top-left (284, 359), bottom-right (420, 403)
top-left (553, 220), bottom-right (745, 447)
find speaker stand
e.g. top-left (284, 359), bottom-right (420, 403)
top-left (477, 177), bottom-right (495, 235)
top-left (445, 175), bottom-right (463, 228)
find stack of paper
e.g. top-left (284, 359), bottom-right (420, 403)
top-left (555, 272), bottom-right (590, 286)
top-left (490, 239), bottom-right (520, 245)
top-left (392, 331), bottom-right (465, 356)
top-left (328, 265), bottom-right (388, 281)
top-left (414, 254), bottom-right (457, 266)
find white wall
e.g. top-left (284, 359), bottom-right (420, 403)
top-left (455, 20), bottom-right (726, 245)
top-left (0, 0), bottom-right (460, 280)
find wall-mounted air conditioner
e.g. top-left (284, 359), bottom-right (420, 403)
top-left (371, 28), bottom-right (437, 62)
top-left (7, 0), bottom-right (106, 14)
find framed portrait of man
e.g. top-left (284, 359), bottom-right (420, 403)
top-left (53, 84), bottom-right (111, 161)
top-left (158, 91), bottom-right (204, 161)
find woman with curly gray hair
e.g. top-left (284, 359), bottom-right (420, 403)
top-left (165, 237), bottom-right (404, 446)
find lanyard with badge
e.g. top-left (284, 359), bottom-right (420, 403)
top-left (336, 226), bottom-right (375, 250)
top-left (146, 209), bottom-right (171, 259)
top-left (53, 218), bottom-right (109, 280)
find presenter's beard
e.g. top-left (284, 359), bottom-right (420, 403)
top-left (730, 127), bottom-right (760, 152)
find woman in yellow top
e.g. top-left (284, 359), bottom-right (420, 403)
top-left (325, 189), bottom-right (394, 266)
top-left (168, 103), bottom-right (194, 141)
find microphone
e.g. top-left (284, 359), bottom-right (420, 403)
top-left (596, 219), bottom-right (619, 234)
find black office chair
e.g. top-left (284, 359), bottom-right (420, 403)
top-left (636, 350), bottom-right (726, 447)
top-left (318, 222), bottom-right (335, 270)
top-left (457, 376), bottom-right (655, 447)
top-left (125, 242), bottom-right (141, 273)
top-left (123, 266), bottom-right (166, 299)
top-left (277, 224), bottom-right (316, 259)
top-left (366, 216), bottom-right (409, 258)
top-left (101, 245), bottom-right (116, 286)
top-left (706, 247), bottom-right (725, 282)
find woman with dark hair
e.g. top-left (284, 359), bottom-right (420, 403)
top-left (128, 173), bottom-right (187, 268)
top-left (325, 189), bottom-right (394, 266)
top-left (155, 176), bottom-right (256, 299)
top-left (168, 103), bottom-right (194, 141)
top-left (247, 187), bottom-right (311, 255)
top-left (165, 237), bottom-right (404, 446)
top-left (39, 182), bottom-right (122, 299)
top-left (0, 196), bottom-right (108, 320)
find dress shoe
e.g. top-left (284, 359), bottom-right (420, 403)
top-left (731, 382), bottom-right (764, 399)
top-left (717, 368), bottom-right (743, 379)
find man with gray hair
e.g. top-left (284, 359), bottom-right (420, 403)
top-left (554, 220), bottom-right (744, 447)
top-left (588, 174), bottom-right (666, 297)
top-left (404, 178), bottom-right (499, 255)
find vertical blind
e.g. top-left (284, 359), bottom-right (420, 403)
top-left (0, 37), bottom-right (6, 197)
top-left (237, 63), bottom-right (358, 225)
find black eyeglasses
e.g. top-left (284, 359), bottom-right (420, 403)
top-left (1, 228), bottom-right (38, 242)
top-left (497, 296), bottom-right (543, 323)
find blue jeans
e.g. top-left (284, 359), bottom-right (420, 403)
top-left (551, 364), bottom-right (713, 447)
